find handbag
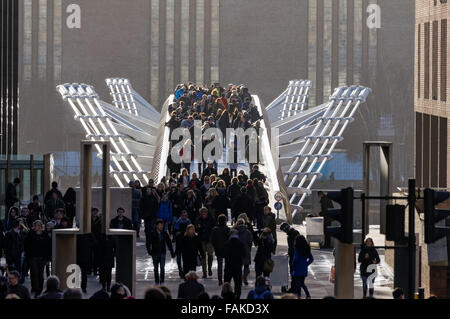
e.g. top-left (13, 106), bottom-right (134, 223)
top-left (263, 258), bottom-right (275, 274)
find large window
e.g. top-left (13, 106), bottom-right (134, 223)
top-left (424, 22), bottom-right (430, 99)
top-left (441, 19), bottom-right (447, 102)
top-left (432, 20), bottom-right (438, 100)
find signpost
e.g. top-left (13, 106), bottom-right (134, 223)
top-left (274, 192), bottom-right (283, 219)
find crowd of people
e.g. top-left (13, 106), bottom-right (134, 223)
top-left (0, 82), bottom-right (413, 300)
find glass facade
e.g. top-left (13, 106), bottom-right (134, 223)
top-left (307, 0), bottom-right (377, 104)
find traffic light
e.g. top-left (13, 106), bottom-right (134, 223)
top-left (325, 187), bottom-right (354, 244)
top-left (386, 204), bottom-right (406, 242)
top-left (424, 188), bottom-right (450, 244)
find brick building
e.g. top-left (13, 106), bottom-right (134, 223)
top-left (415, 0), bottom-right (450, 298)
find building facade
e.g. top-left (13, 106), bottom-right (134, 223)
top-left (11, 0), bottom-right (414, 194)
top-left (415, 0), bottom-right (450, 298)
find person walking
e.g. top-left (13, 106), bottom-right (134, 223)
top-left (98, 234), bottom-right (115, 292)
top-left (139, 187), bottom-right (160, 236)
top-left (358, 237), bottom-right (380, 298)
top-left (76, 233), bottom-right (96, 294)
top-left (24, 220), bottom-right (51, 298)
top-left (235, 218), bottom-right (253, 285)
top-left (146, 220), bottom-right (175, 285)
top-left (254, 228), bottom-right (275, 278)
top-left (173, 211), bottom-right (191, 278)
top-left (157, 193), bottom-right (173, 232)
top-left (291, 235), bottom-right (314, 299)
top-left (263, 206), bottom-right (277, 251)
top-left (194, 208), bottom-right (215, 279)
top-left (280, 222), bottom-right (300, 293)
top-left (210, 214), bottom-right (230, 286)
top-left (109, 207), bottom-right (133, 230)
top-left (131, 180), bottom-right (142, 237)
top-left (4, 219), bottom-right (25, 272)
top-left (180, 224), bottom-right (204, 275)
top-left (5, 178), bottom-right (21, 214)
top-left (223, 229), bottom-right (246, 299)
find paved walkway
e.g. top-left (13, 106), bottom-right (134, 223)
top-left (9, 224), bottom-right (394, 299)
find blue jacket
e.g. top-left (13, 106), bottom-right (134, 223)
top-left (292, 250), bottom-right (314, 277)
top-left (157, 201), bottom-right (173, 222)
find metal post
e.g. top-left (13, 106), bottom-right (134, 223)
top-left (361, 193), bottom-right (366, 247)
top-left (408, 179), bottom-right (416, 299)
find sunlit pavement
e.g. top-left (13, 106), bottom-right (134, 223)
top-left (15, 224), bottom-right (394, 299)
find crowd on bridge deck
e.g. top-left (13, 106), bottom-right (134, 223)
top-left (165, 82), bottom-right (264, 175)
top-left (0, 83), bottom-right (397, 300)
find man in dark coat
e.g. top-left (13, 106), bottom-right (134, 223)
top-left (44, 181), bottom-right (63, 203)
top-left (223, 229), bottom-right (246, 299)
top-left (5, 178), bottom-right (20, 214)
top-left (195, 208), bottom-right (215, 279)
top-left (280, 222), bottom-right (300, 292)
top-left (232, 187), bottom-right (254, 222)
top-left (249, 165), bottom-right (266, 183)
top-left (318, 191), bottom-right (334, 248)
top-left (4, 219), bottom-right (25, 271)
top-left (210, 214), bottom-right (230, 285)
top-left (177, 271), bottom-right (205, 299)
top-left (76, 233), bottom-right (96, 293)
top-left (24, 220), bottom-right (51, 297)
top-left (139, 187), bottom-right (160, 236)
top-left (146, 220), bottom-right (175, 285)
top-left (7, 270), bottom-right (30, 299)
top-left (109, 207), bottom-right (133, 230)
top-left (98, 234), bottom-right (115, 292)
top-left (201, 161), bottom-right (218, 178)
top-left (44, 191), bottom-right (65, 221)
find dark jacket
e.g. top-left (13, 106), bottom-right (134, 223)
top-left (211, 194), bottom-right (230, 218)
top-left (98, 235), bottom-right (116, 269)
top-left (210, 225), bottom-right (230, 258)
top-left (201, 167), bottom-right (218, 178)
top-left (180, 235), bottom-right (205, 265)
top-left (44, 198), bottom-right (65, 220)
top-left (5, 182), bottom-right (18, 208)
top-left (358, 246), bottom-right (380, 276)
top-left (77, 233), bottom-right (96, 266)
top-left (139, 192), bottom-right (159, 220)
top-left (263, 213), bottom-right (277, 241)
top-left (109, 216), bottom-right (133, 230)
top-left (4, 229), bottom-right (25, 267)
top-left (24, 230), bottom-right (51, 260)
top-left (146, 229), bottom-right (174, 256)
top-left (254, 235), bottom-right (274, 265)
top-left (236, 225), bottom-right (253, 266)
top-left (223, 236), bottom-right (246, 270)
top-left (250, 170), bottom-right (266, 183)
top-left (177, 280), bottom-right (205, 299)
top-left (287, 228), bottom-right (300, 260)
top-left (232, 193), bottom-right (254, 220)
top-left (8, 283), bottom-right (31, 299)
top-left (195, 215), bottom-right (216, 243)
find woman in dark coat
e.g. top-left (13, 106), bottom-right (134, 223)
top-left (180, 224), bottom-right (205, 275)
top-left (358, 237), bottom-right (380, 298)
top-left (63, 188), bottom-right (76, 226)
top-left (210, 214), bottom-right (231, 285)
top-left (254, 228), bottom-right (275, 278)
top-left (219, 168), bottom-right (232, 188)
